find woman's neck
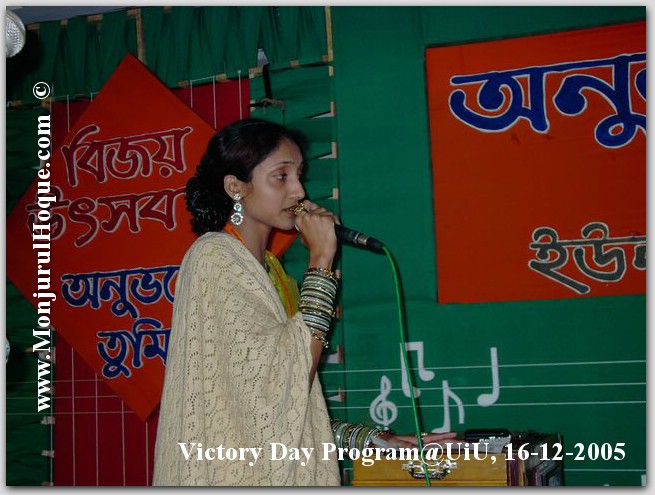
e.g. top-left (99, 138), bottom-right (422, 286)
top-left (224, 223), bottom-right (270, 266)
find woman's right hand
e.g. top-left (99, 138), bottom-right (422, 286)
top-left (294, 200), bottom-right (339, 269)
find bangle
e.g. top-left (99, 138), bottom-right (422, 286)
top-left (306, 266), bottom-right (338, 282)
top-left (356, 426), bottom-right (372, 451)
top-left (300, 267), bottom-right (339, 346)
top-left (332, 421), bottom-right (349, 449)
top-left (309, 328), bottom-right (329, 348)
top-left (342, 424), bottom-right (358, 450)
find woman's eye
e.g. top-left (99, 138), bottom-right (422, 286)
top-left (275, 174), bottom-right (287, 181)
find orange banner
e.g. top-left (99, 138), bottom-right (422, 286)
top-left (426, 22), bottom-right (646, 304)
top-left (6, 55), bottom-right (297, 420)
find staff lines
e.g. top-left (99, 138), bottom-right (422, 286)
top-left (322, 381), bottom-right (646, 395)
top-left (320, 358), bottom-right (645, 374)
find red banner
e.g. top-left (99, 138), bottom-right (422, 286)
top-left (7, 55), bottom-right (286, 421)
top-left (426, 22), bottom-right (646, 304)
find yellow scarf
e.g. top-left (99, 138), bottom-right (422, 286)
top-left (264, 251), bottom-right (300, 317)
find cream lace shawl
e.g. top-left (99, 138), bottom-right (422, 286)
top-left (153, 232), bottom-right (340, 486)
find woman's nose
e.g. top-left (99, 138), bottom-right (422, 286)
top-left (291, 178), bottom-right (305, 200)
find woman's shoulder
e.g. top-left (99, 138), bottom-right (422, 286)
top-left (180, 231), bottom-right (240, 268)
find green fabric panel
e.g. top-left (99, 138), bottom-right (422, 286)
top-left (7, 6), bottom-right (329, 101)
top-left (260, 7), bottom-right (327, 69)
top-left (168, 7), bottom-right (195, 83)
top-left (99, 10), bottom-right (129, 84)
top-left (147, 9), bottom-right (176, 86)
top-left (223, 7), bottom-right (261, 76)
top-left (6, 108), bottom-right (53, 486)
top-left (142, 6), bottom-right (164, 68)
top-left (146, 7), bottom-right (194, 86)
top-left (260, 8), bottom-right (280, 67)
top-left (62, 17), bottom-right (88, 95)
top-left (36, 21), bottom-right (61, 92)
top-left (302, 157), bottom-right (338, 201)
top-left (272, 7), bottom-right (299, 66)
top-left (251, 65), bottom-right (332, 123)
top-left (188, 8), bottom-right (213, 80)
top-left (85, 21), bottom-right (102, 94)
top-left (51, 26), bottom-right (69, 93)
top-left (200, 7), bottom-right (230, 75)
top-left (288, 116), bottom-right (333, 144)
top-left (125, 16), bottom-right (138, 61)
top-left (298, 7), bottom-right (327, 64)
top-left (420, 6), bottom-right (646, 45)
top-left (237, 7), bottom-right (264, 71)
top-left (286, 118), bottom-right (333, 161)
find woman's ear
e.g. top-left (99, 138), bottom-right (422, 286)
top-left (224, 175), bottom-right (241, 199)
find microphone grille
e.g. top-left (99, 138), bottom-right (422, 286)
top-left (6, 10), bottom-right (26, 58)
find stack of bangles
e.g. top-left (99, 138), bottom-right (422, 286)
top-left (299, 267), bottom-right (339, 348)
top-left (330, 419), bottom-right (388, 451)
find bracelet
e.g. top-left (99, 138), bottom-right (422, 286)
top-left (355, 426), bottom-right (372, 451)
top-left (348, 425), bottom-right (365, 451)
top-left (332, 420), bottom-right (349, 448)
top-left (300, 267), bottom-right (339, 347)
top-left (342, 424), bottom-right (358, 450)
top-left (305, 266), bottom-right (338, 282)
top-left (309, 328), bottom-right (329, 348)
top-left (330, 421), bottom-right (389, 452)
top-left (299, 295), bottom-right (334, 312)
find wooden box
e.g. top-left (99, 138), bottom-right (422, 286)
top-left (352, 452), bottom-right (509, 486)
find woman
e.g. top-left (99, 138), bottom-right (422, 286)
top-left (153, 119), bottom-right (455, 486)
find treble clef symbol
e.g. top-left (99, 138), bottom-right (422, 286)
top-left (369, 376), bottom-right (398, 428)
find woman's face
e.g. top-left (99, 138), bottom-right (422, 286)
top-left (240, 138), bottom-right (306, 232)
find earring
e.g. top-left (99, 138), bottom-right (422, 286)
top-left (230, 193), bottom-right (243, 226)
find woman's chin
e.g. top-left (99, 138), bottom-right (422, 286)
top-left (271, 220), bottom-right (297, 233)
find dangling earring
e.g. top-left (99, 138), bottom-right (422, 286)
top-left (230, 193), bottom-right (244, 226)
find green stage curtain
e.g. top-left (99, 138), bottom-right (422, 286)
top-left (259, 6), bottom-right (327, 69)
top-left (9, 6), bottom-right (329, 103)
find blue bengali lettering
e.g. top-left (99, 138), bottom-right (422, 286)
top-left (61, 266), bottom-right (179, 318)
top-left (97, 317), bottom-right (170, 379)
top-left (449, 53), bottom-right (646, 147)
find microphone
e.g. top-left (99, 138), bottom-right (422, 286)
top-left (335, 224), bottom-right (385, 254)
top-left (293, 203), bottom-right (385, 254)
top-left (6, 10), bottom-right (26, 58)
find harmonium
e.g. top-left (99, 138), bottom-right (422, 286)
top-left (351, 431), bottom-right (564, 487)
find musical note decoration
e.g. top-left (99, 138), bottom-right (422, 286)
top-left (477, 346), bottom-right (500, 407)
top-left (401, 341), bottom-right (436, 398)
top-left (370, 375), bottom-right (398, 430)
top-left (432, 379), bottom-right (465, 433)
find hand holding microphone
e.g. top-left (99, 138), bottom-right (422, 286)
top-left (293, 200), bottom-right (339, 268)
top-left (294, 201), bottom-right (385, 254)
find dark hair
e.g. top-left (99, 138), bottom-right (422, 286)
top-left (185, 118), bottom-right (307, 235)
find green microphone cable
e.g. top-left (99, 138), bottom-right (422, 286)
top-left (382, 246), bottom-right (432, 487)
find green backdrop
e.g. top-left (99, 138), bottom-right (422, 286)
top-left (5, 6), bottom-right (646, 487)
top-left (331, 6), bottom-right (645, 486)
